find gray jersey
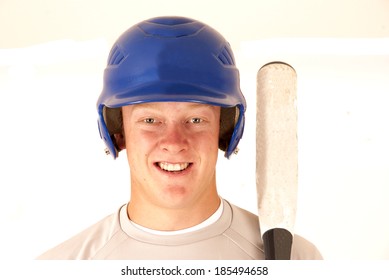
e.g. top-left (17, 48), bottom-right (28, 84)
top-left (37, 199), bottom-right (322, 260)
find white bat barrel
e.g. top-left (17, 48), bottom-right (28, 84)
top-left (256, 62), bottom-right (298, 259)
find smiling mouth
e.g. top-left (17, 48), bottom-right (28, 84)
top-left (157, 162), bottom-right (192, 172)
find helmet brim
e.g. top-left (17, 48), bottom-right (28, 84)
top-left (100, 81), bottom-right (244, 109)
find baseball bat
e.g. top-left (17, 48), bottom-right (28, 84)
top-left (256, 62), bottom-right (298, 260)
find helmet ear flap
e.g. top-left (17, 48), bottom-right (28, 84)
top-left (103, 107), bottom-right (124, 153)
top-left (219, 106), bottom-right (239, 152)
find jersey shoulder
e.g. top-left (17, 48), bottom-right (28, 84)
top-left (223, 201), bottom-right (265, 258)
top-left (291, 234), bottom-right (323, 260)
top-left (36, 207), bottom-right (124, 260)
top-left (226, 201), bottom-right (323, 260)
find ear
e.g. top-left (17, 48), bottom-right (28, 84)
top-left (113, 133), bottom-right (126, 151)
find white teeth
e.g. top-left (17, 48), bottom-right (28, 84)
top-left (158, 162), bottom-right (189, 172)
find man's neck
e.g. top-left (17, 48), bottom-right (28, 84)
top-left (129, 198), bottom-right (223, 234)
top-left (126, 193), bottom-right (221, 231)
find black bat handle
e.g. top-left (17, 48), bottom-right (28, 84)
top-left (263, 228), bottom-right (293, 260)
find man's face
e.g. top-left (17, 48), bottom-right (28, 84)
top-left (121, 102), bottom-right (220, 210)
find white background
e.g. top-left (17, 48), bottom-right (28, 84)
top-left (0, 0), bottom-right (388, 260)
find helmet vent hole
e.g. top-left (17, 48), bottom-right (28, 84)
top-left (108, 45), bottom-right (125, 66)
top-left (217, 46), bottom-right (235, 66)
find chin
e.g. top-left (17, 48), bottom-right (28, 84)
top-left (157, 186), bottom-right (196, 208)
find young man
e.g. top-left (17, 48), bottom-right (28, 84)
top-left (37, 16), bottom-right (322, 259)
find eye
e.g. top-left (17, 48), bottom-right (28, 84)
top-left (190, 117), bottom-right (203, 124)
top-left (144, 118), bottom-right (156, 124)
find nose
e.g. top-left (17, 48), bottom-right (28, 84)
top-left (159, 123), bottom-right (189, 154)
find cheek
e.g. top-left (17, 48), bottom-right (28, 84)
top-left (125, 127), bottom-right (154, 150)
top-left (124, 131), bottom-right (150, 165)
top-left (195, 131), bottom-right (219, 156)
